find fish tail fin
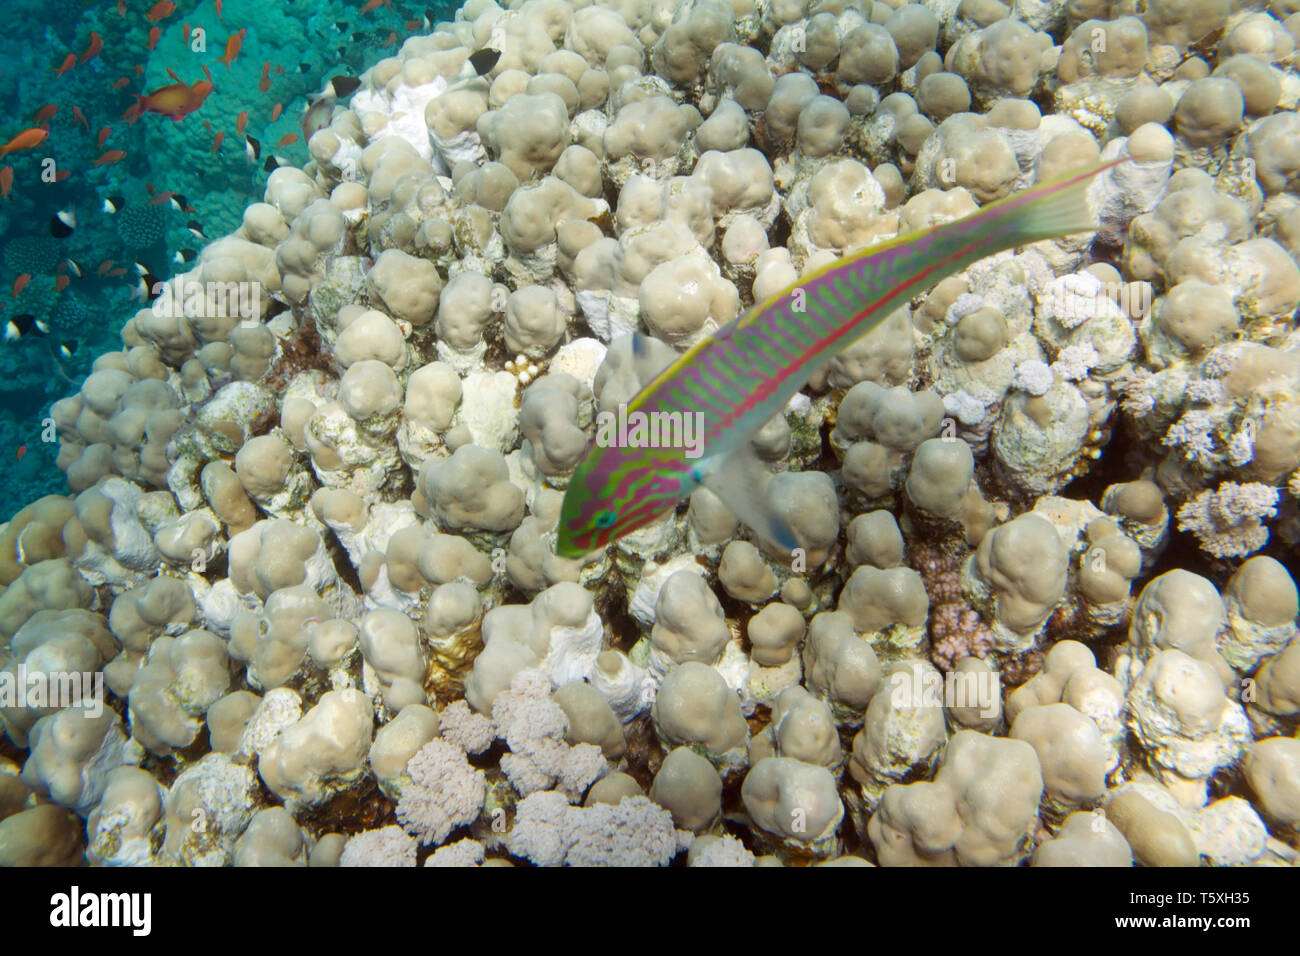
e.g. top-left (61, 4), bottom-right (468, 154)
top-left (870, 156), bottom-right (1131, 301)
top-left (983, 156), bottom-right (1128, 246)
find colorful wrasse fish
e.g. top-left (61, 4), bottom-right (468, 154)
top-left (555, 158), bottom-right (1128, 558)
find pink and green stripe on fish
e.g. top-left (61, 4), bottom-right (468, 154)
top-left (556, 158), bottom-right (1126, 556)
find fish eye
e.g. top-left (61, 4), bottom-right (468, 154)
top-left (594, 510), bottom-right (617, 529)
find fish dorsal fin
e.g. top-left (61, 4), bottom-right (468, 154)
top-left (697, 442), bottom-right (798, 554)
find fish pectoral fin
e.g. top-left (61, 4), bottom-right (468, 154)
top-left (697, 444), bottom-right (798, 554)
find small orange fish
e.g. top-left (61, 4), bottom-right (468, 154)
top-left (55, 274), bottom-right (70, 292)
top-left (258, 61), bottom-right (271, 93)
top-left (148, 26), bottom-right (161, 51)
top-left (146, 1), bottom-right (176, 22)
top-left (235, 110), bottom-right (247, 136)
top-left (111, 76), bottom-right (130, 89)
top-left (13, 273), bottom-right (32, 297)
top-left (383, 30), bottom-right (397, 46)
top-left (33, 104), bottom-right (59, 124)
top-left (405, 18), bottom-right (420, 30)
top-left (16, 445), bottom-right (27, 462)
top-left (218, 28), bottom-right (246, 70)
top-left (134, 64), bottom-right (144, 75)
top-left (149, 190), bottom-right (175, 205)
top-left (96, 126), bottom-right (111, 147)
top-left (270, 102), bottom-right (282, 122)
top-left (0, 166), bottom-right (12, 199)
top-left (215, 0), bottom-right (223, 19)
top-left (116, 0), bottom-right (125, 14)
top-left (54, 168), bottom-right (70, 181)
top-left (81, 32), bottom-right (103, 63)
top-left (0, 127), bottom-right (49, 158)
top-left (108, 267), bottom-right (128, 277)
top-left (93, 148), bottom-right (126, 166)
top-left (275, 132), bottom-right (298, 147)
top-left (97, 259), bottom-right (115, 275)
top-left (361, 0), bottom-right (391, 13)
top-left (123, 67), bottom-right (214, 124)
top-left (211, 130), bottom-right (225, 152)
top-left (72, 106), bottom-right (89, 131)
top-left (53, 53), bottom-right (76, 76)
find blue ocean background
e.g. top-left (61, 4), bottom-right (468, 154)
top-left (0, 0), bottom-right (458, 516)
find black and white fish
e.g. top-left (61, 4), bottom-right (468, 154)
top-left (5, 313), bottom-right (49, 341)
top-left (468, 48), bottom-right (501, 76)
top-left (329, 75), bottom-right (361, 97)
top-left (49, 210), bottom-right (76, 238)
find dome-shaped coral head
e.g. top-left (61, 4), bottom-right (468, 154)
top-left (555, 406), bottom-right (699, 557)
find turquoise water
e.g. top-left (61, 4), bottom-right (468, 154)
top-left (0, 0), bottom-right (457, 516)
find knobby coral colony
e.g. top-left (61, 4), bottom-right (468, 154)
top-left (2, 0), bottom-right (1300, 869)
